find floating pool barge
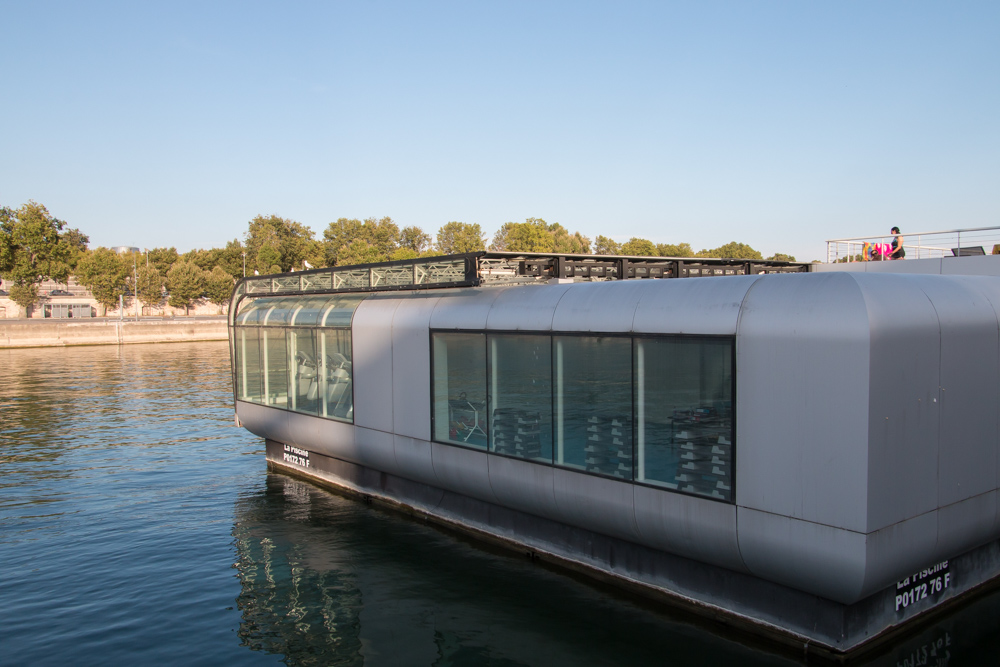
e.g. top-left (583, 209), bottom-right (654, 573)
top-left (228, 252), bottom-right (1000, 658)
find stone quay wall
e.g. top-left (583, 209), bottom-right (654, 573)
top-left (0, 317), bottom-right (229, 349)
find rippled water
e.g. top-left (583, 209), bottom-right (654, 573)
top-left (2, 341), bottom-right (1000, 666)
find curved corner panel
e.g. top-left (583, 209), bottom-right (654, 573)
top-left (486, 284), bottom-right (571, 331)
top-left (737, 507), bottom-right (867, 604)
top-left (237, 400), bottom-right (292, 445)
top-left (550, 281), bottom-right (646, 333)
top-left (429, 287), bottom-right (508, 330)
top-left (391, 295), bottom-right (440, 440)
top-left (392, 435), bottom-right (439, 488)
top-left (353, 426), bottom-right (397, 474)
top-left (633, 485), bottom-right (747, 573)
top-left (352, 296), bottom-right (402, 432)
top-left (633, 275), bottom-right (760, 335)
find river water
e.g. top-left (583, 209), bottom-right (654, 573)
top-left (2, 341), bottom-right (999, 666)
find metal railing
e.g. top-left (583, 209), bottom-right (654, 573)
top-left (826, 226), bottom-right (1000, 263)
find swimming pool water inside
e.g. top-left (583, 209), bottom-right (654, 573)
top-left (1, 341), bottom-right (998, 666)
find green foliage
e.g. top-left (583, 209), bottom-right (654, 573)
top-left (75, 248), bottom-right (130, 311)
top-left (336, 239), bottom-right (384, 266)
top-left (490, 218), bottom-right (554, 252)
top-left (549, 223), bottom-right (590, 254)
top-left (166, 260), bottom-right (206, 314)
top-left (8, 283), bottom-right (39, 310)
top-left (390, 247), bottom-right (420, 261)
top-left (147, 247), bottom-right (179, 277)
top-left (204, 266), bottom-right (235, 306)
top-left (322, 217), bottom-right (400, 265)
top-left (0, 201), bottom-right (73, 306)
top-left (437, 222), bottom-right (485, 254)
top-left (697, 241), bottom-right (763, 260)
top-left (619, 237), bottom-right (657, 256)
top-left (399, 226), bottom-right (432, 254)
top-left (656, 242), bottom-right (695, 257)
top-left (766, 253), bottom-right (796, 262)
top-left (593, 235), bottom-right (620, 255)
top-left (135, 265), bottom-right (164, 306)
top-left (245, 214), bottom-right (314, 273)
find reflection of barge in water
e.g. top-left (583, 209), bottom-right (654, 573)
top-left (227, 251), bottom-right (1000, 658)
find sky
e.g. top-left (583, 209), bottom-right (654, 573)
top-left (2, 1), bottom-right (998, 263)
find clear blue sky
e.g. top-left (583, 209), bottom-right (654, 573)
top-left (2, 1), bottom-right (998, 262)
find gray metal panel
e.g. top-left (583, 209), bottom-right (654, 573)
top-left (940, 254), bottom-right (1000, 276)
top-left (430, 442), bottom-right (498, 505)
top-left (236, 400), bottom-right (291, 444)
top-left (917, 277), bottom-right (999, 507)
top-left (352, 296), bottom-right (401, 432)
top-left (858, 274), bottom-right (942, 531)
top-left (429, 287), bottom-right (507, 330)
top-left (962, 277), bottom-right (1000, 496)
top-left (391, 294), bottom-right (440, 440)
top-left (935, 491), bottom-right (998, 563)
top-left (392, 435), bottom-right (439, 488)
top-left (857, 510), bottom-right (939, 600)
top-left (487, 455), bottom-right (559, 518)
top-left (485, 283), bottom-right (572, 331)
top-left (632, 485), bottom-right (748, 573)
top-left (289, 412), bottom-right (359, 463)
top-left (632, 275), bottom-right (761, 335)
top-left (550, 281), bottom-right (646, 332)
top-left (354, 426), bottom-right (398, 473)
top-left (550, 468), bottom-right (641, 543)
top-left (736, 273), bottom-right (871, 532)
top-left (737, 507), bottom-right (867, 604)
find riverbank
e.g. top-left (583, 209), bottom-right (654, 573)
top-left (0, 317), bottom-right (228, 348)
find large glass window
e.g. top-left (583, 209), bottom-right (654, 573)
top-left (635, 337), bottom-right (733, 501)
top-left (319, 329), bottom-right (353, 420)
top-left (287, 329), bottom-right (320, 415)
top-left (262, 328), bottom-right (288, 407)
top-left (488, 334), bottom-right (552, 463)
top-left (432, 333), bottom-right (488, 449)
top-left (238, 327), bottom-right (264, 403)
top-left (554, 336), bottom-right (633, 479)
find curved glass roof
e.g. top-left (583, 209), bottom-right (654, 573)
top-left (235, 294), bottom-right (367, 327)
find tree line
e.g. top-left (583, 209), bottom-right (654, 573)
top-left (0, 201), bottom-right (795, 313)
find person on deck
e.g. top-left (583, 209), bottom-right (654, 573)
top-left (890, 227), bottom-right (905, 260)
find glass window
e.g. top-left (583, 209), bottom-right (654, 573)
top-left (635, 337), bottom-right (733, 501)
top-left (488, 334), bottom-right (552, 463)
top-left (432, 333), bottom-right (488, 449)
top-left (318, 329), bottom-right (353, 420)
top-left (237, 327), bottom-right (264, 403)
top-left (554, 336), bottom-right (633, 479)
top-left (262, 328), bottom-right (289, 407)
top-left (287, 329), bottom-right (320, 415)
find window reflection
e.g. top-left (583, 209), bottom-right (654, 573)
top-left (488, 334), bottom-right (552, 463)
top-left (432, 333), bottom-right (488, 449)
top-left (635, 338), bottom-right (733, 501)
top-left (554, 336), bottom-right (633, 480)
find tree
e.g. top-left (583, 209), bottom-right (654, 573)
top-left (490, 218), bottom-right (554, 252)
top-left (594, 235), bottom-right (620, 255)
top-left (147, 247), bottom-right (179, 277)
top-left (619, 237), bottom-right (657, 256)
top-left (437, 222), bottom-right (485, 255)
top-left (245, 214), bottom-right (314, 273)
top-left (656, 242), bottom-right (695, 257)
top-left (0, 201), bottom-right (73, 312)
top-left (548, 223), bottom-right (590, 254)
top-left (766, 253), bottom-right (796, 262)
top-left (322, 217), bottom-right (401, 265)
top-left (167, 260), bottom-right (206, 315)
top-left (217, 239), bottom-right (247, 281)
top-left (76, 248), bottom-right (130, 313)
top-left (134, 265), bottom-right (164, 307)
top-left (697, 242), bottom-right (763, 260)
top-left (204, 266), bottom-right (235, 311)
top-left (399, 226), bottom-right (432, 254)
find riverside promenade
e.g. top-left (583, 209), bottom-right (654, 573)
top-left (0, 316), bottom-right (228, 349)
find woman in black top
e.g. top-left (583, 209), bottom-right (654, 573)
top-left (890, 227), bottom-right (905, 259)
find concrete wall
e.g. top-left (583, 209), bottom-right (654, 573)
top-left (0, 318), bottom-right (228, 348)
